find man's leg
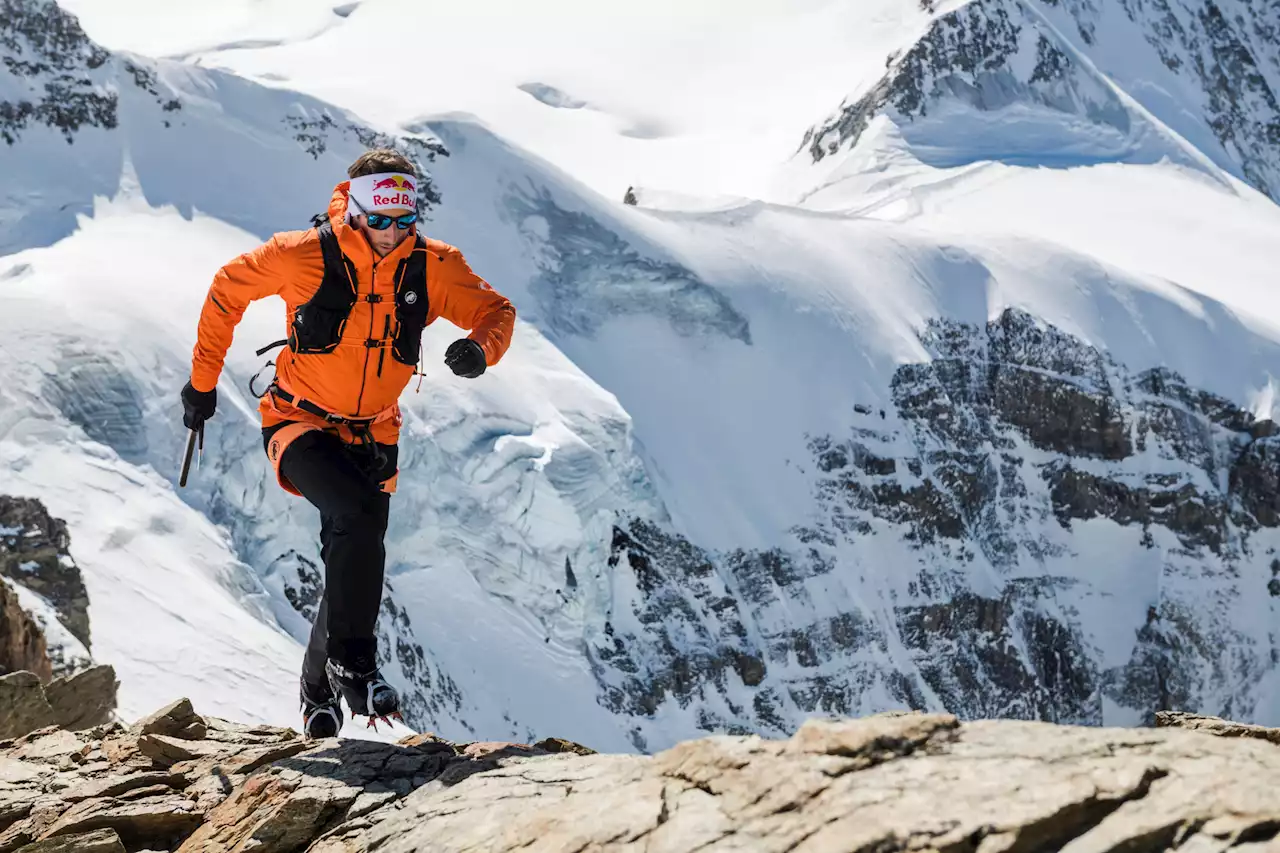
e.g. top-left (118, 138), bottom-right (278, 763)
top-left (301, 562), bottom-right (330, 691)
top-left (274, 429), bottom-right (392, 673)
top-left (300, 513), bottom-right (343, 688)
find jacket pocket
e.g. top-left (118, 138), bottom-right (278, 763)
top-left (290, 303), bottom-right (350, 354)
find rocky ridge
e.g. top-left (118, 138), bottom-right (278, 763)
top-left (0, 697), bottom-right (595, 853)
top-left (4, 702), bottom-right (1280, 852)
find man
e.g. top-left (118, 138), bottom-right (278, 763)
top-left (180, 149), bottom-right (515, 738)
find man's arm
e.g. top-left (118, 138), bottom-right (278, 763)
top-left (431, 247), bottom-right (516, 366)
top-left (190, 235), bottom-right (290, 392)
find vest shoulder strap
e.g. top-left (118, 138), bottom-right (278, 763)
top-left (313, 222), bottom-right (357, 308)
top-left (286, 223), bottom-right (358, 356)
top-left (390, 236), bottom-right (431, 366)
top-left (403, 235), bottom-right (429, 280)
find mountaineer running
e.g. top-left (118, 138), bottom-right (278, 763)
top-left (179, 148), bottom-right (515, 737)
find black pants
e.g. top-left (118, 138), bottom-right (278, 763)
top-left (263, 424), bottom-right (397, 688)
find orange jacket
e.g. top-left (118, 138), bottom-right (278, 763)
top-left (190, 182), bottom-right (516, 444)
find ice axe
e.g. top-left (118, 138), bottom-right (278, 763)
top-left (178, 422), bottom-right (204, 488)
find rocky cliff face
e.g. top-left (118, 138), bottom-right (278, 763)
top-left (0, 577), bottom-right (50, 682)
top-left (826, 309), bottom-right (1280, 723)
top-left (591, 309), bottom-right (1280, 744)
top-left (1, 496), bottom-right (92, 658)
top-left (3, 703), bottom-right (1280, 853)
top-left (0, 496), bottom-right (117, 741)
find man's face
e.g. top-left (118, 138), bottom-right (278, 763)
top-left (355, 206), bottom-right (414, 257)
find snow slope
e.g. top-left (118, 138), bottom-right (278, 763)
top-left (60, 0), bottom-right (1278, 207)
top-left (52, 0), bottom-right (940, 203)
top-left (4, 0), bottom-right (1280, 752)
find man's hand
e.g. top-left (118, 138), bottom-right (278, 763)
top-left (181, 380), bottom-right (217, 429)
top-left (444, 339), bottom-right (487, 378)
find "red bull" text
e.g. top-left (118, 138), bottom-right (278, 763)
top-left (369, 176), bottom-right (415, 208)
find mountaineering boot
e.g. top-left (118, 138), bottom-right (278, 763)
top-left (325, 652), bottom-right (402, 729)
top-left (299, 676), bottom-right (342, 739)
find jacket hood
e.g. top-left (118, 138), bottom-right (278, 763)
top-left (325, 181), bottom-right (415, 268)
top-left (328, 180), bottom-right (353, 225)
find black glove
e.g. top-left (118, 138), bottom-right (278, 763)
top-left (181, 380), bottom-right (217, 430)
top-left (444, 339), bottom-right (486, 378)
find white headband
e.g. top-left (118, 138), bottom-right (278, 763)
top-left (347, 172), bottom-right (417, 214)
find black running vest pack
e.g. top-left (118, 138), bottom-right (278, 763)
top-left (288, 221), bottom-right (431, 366)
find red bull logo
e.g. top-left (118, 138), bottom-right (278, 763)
top-left (370, 175), bottom-right (416, 208)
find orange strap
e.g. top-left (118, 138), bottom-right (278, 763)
top-left (266, 422), bottom-right (400, 497)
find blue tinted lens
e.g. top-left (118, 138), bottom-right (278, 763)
top-left (364, 212), bottom-right (417, 231)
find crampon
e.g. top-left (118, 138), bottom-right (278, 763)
top-left (299, 677), bottom-right (343, 740)
top-left (325, 655), bottom-right (402, 726)
top-left (365, 710), bottom-right (405, 731)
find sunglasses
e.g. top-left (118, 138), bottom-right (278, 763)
top-left (349, 195), bottom-right (418, 231)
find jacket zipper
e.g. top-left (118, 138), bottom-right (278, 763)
top-left (354, 269), bottom-right (375, 415)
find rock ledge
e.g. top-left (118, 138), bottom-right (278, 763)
top-left (4, 703), bottom-right (1280, 852)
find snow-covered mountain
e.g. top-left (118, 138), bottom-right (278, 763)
top-left (3, 0), bottom-right (1280, 753)
top-left (794, 0), bottom-right (1280, 205)
top-left (1041, 0), bottom-right (1280, 201)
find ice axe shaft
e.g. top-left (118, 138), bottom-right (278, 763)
top-left (179, 423), bottom-right (203, 488)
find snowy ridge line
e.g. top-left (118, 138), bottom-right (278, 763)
top-left (1019, 0), bottom-right (1234, 188)
top-left (793, 0), bottom-right (1261, 212)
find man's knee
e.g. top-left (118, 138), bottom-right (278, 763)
top-left (329, 494), bottom-right (387, 535)
top-left (277, 430), bottom-right (387, 520)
